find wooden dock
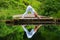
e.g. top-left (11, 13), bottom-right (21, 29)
top-left (5, 14), bottom-right (60, 25)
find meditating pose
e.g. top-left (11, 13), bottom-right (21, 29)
top-left (22, 5), bottom-right (42, 38)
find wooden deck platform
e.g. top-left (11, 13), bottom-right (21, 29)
top-left (13, 14), bottom-right (51, 19)
top-left (5, 14), bottom-right (60, 25)
top-left (6, 18), bottom-right (60, 25)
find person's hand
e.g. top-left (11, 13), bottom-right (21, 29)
top-left (38, 25), bottom-right (42, 28)
top-left (37, 15), bottom-right (42, 19)
top-left (34, 25), bottom-right (42, 32)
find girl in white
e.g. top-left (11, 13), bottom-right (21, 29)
top-left (22, 5), bottom-right (42, 38)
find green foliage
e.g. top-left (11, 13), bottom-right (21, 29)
top-left (0, 0), bottom-right (60, 40)
top-left (39, 0), bottom-right (60, 16)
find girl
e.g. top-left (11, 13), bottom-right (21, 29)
top-left (22, 5), bottom-right (42, 38)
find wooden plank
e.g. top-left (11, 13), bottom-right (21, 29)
top-left (5, 18), bottom-right (60, 25)
top-left (13, 14), bottom-right (50, 19)
top-left (13, 14), bottom-right (35, 18)
top-left (4, 14), bottom-right (60, 25)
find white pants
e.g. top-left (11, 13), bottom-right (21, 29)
top-left (22, 5), bottom-right (36, 38)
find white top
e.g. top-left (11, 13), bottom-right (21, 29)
top-left (22, 5), bottom-right (35, 18)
